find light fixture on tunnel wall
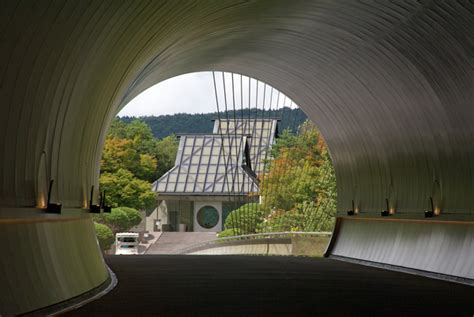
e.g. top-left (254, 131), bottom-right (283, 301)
top-left (347, 200), bottom-right (355, 216)
top-left (381, 198), bottom-right (390, 216)
top-left (102, 190), bottom-right (112, 213)
top-left (89, 186), bottom-right (101, 213)
top-left (46, 179), bottom-right (62, 214)
top-left (424, 197), bottom-right (435, 218)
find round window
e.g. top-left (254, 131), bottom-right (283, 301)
top-left (197, 206), bottom-right (219, 229)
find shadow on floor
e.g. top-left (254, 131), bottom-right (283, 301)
top-left (66, 256), bottom-right (473, 316)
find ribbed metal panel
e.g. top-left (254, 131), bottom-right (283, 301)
top-left (331, 218), bottom-right (474, 279)
top-left (0, 215), bottom-right (108, 315)
top-left (0, 1), bottom-right (472, 215)
top-left (0, 1), bottom-right (472, 312)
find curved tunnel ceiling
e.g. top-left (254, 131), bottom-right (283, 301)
top-left (0, 1), bottom-right (473, 216)
top-left (1, 2), bottom-right (473, 313)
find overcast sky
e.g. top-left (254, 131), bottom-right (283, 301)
top-left (118, 72), bottom-right (295, 117)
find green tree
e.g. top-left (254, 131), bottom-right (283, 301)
top-left (218, 228), bottom-right (240, 238)
top-left (100, 169), bottom-right (156, 210)
top-left (94, 207), bottom-right (143, 234)
top-left (99, 118), bottom-right (178, 210)
top-left (101, 137), bottom-right (157, 182)
top-left (258, 120), bottom-right (336, 233)
top-left (101, 138), bottom-right (138, 174)
top-left (119, 206), bottom-right (143, 229)
top-left (223, 203), bottom-right (266, 235)
top-left (154, 135), bottom-right (178, 179)
top-left (94, 222), bottom-right (114, 252)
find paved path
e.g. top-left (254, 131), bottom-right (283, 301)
top-left (138, 231), bottom-right (162, 254)
top-left (146, 232), bottom-right (217, 254)
top-left (67, 256), bottom-right (473, 316)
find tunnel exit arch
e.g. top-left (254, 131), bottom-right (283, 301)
top-left (0, 1), bottom-right (472, 315)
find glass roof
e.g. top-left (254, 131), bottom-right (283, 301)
top-left (153, 134), bottom-right (258, 195)
top-left (213, 119), bottom-right (278, 175)
top-left (153, 119), bottom-right (278, 195)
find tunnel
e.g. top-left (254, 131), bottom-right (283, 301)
top-left (0, 1), bottom-right (473, 314)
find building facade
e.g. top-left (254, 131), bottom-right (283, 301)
top-left (149, 119), bottom-right (278, 232)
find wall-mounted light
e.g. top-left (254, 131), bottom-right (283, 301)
top-left (424, 197), bottom-right (435, 218)
top-left (46, 179), bottom-right (62, 214)
top-left (89, 186), bottom-right (101, 213)
top-left (347, 200), bottom-right (355, 216)
top-left (381, 198), bottom-right (390, 216)
top-left (102, 190), bottom-right (112, 213)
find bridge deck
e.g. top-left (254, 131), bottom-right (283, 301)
top-left (67, 256), bottom-right (473, 316)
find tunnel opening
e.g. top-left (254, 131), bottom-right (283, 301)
top-left (94, 71), bottom-right (337, 257)
top-left (1, 1), bottom-right (473, 315)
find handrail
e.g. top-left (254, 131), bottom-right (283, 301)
top-left (179, 231), bottom-right (332, 254)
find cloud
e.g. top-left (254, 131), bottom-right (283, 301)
top-left (119, 72), bottom-right (216, 116)
top-left (118, 71), bottom-right (295, 117)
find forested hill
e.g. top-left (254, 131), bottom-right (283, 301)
top-left (119, 107), bottom-right (307, 139)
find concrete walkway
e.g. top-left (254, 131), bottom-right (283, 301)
top-left (145, 232), bottom-right (217, 254)
top-left (138, 231), bottom-right (162, 255)
top-left (66, 256), bottom-right (473, 316)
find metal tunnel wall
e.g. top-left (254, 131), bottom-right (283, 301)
top-left (0, 1), bottom-right (473, 314)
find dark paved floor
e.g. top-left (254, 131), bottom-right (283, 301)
top-left (67, 256), bottom-right (473, 316)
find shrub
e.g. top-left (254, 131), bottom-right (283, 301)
top-left (93, 207), bottom-right (142, 233)
top-left (218, 228), bottom-right (240, 238)
top-left (94, 222), bottom-right (114, 252)
top-left (223, 203), bottom-right (266, 235)
top-left (119, 207), bottom-right (142, 229)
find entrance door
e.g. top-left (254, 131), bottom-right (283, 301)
top-left (169, 211), bottom-right (178, 231)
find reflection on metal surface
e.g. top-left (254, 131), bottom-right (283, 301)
top-left (0, 1), bottom-right (472, 314)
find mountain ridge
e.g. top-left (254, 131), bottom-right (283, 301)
top-left (119, 107), bottom-right (307, 139)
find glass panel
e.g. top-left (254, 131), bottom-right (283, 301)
top-left (200, 155), bottom-right (210, 164)
top-left (194, 137), bottom-right (204, 146)
top-left (202, 147), bottom-right (211, 155)
top-left (212, 147), bottom-right (221, 155)
top-left (185, 182), bottom-right (195, 192)
top-left (208, 166), bottom-right (217, 173)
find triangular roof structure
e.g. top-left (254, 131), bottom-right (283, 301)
top-left (153, 134), bottom-right (258, 195)
top-left (213, 119), bottom-right (278, 175)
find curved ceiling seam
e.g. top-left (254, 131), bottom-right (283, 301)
top-left (86, 2), bottom-right (182, 185)
top-left (2, 2), bottom-right (63, 204)
top-left (17, 3), bottom-right (59, 203)
top-left (112, 4), bottom-right (192, 114)
top-left (23, 2), bottom-right (66, 203)
top-left (30, 2), bottom-right (82, 189)
top-left (37, 1), bottom-right (93, 201)
top-left (82, 2), bottom-right (186, 199)
top-left (0, 1), bottom-right (472, 214)
top-left (56, 1), bottom-right (127, 206)
top-left (75, 1), bottom-right (144, 206)
top-left (33, 0), bottom-right (107, 205)
top-left (41, 3), bottom-right (104, 206)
